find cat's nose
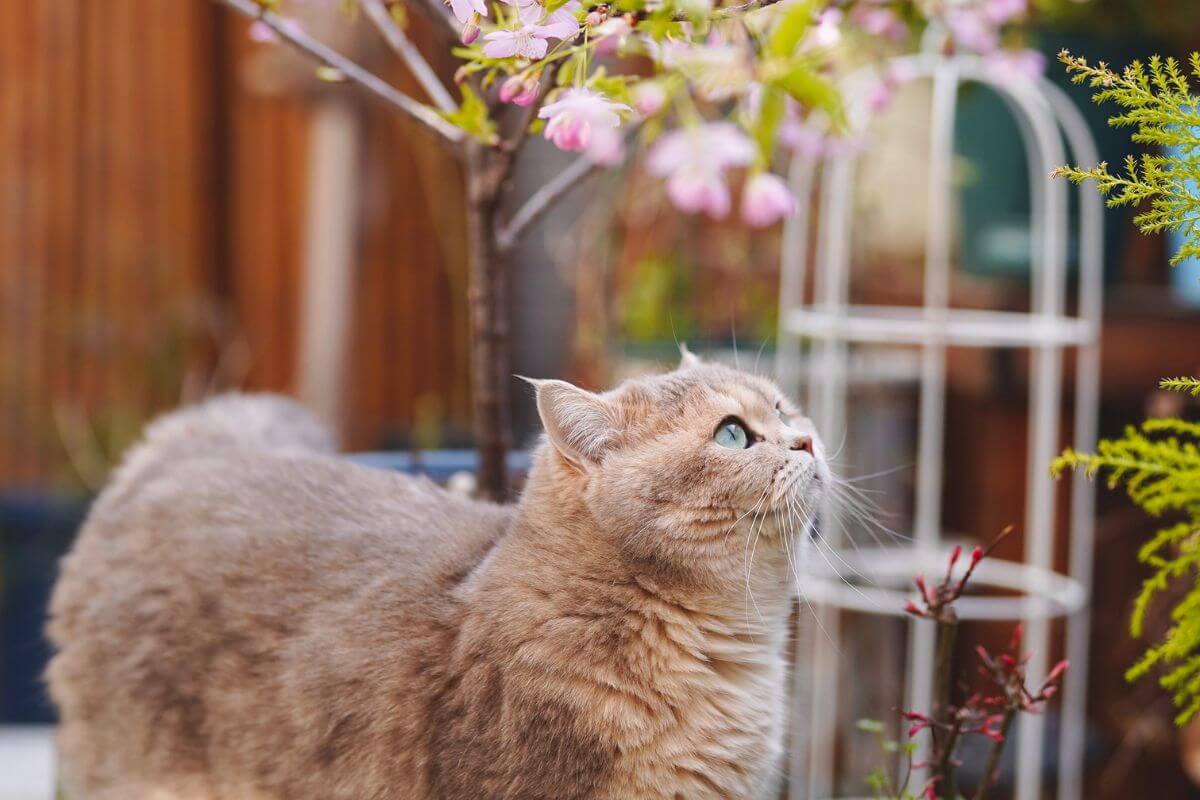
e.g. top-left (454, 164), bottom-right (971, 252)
top-left (789, 435), bottom-right (814, 456)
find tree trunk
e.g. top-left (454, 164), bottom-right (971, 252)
top-left (464, 143), bottom-right (511, 501)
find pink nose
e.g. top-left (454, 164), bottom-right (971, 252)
top-left (790, 435), bottom-right (814, 456)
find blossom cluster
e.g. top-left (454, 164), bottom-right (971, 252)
top-left (250, 0), bottom-right (1043, 228)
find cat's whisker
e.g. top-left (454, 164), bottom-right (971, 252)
top-left (784, 497), bottom-right (844, 655)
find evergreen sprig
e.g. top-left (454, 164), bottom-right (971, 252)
top-left (1052, 378), bottom-right (1200, 724)
top-left (1053, 50), bottom-right (1200, 266)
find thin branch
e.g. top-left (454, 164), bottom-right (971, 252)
top-left (360, 0), bottom-right (456, 112)
top-left (219, 0), bottom-right (464, 145)
top-left (407, 0), bottom-right (462, 42)
top-left (495, 155), bottom-right (603, 251)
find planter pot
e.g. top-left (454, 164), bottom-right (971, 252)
top-left (0, 491), bottom-right (90, 723)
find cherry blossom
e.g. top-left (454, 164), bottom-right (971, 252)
top-left (632, 81), bottom-right (668, 117)
top-left (646, 123), bottom-right (756, 218)
top-left (812, 8), bottom-right (843, 48)
top-left (741, 172), bottom-right (797, 227)
top-left (499, 75), bottom-right (540, 105)
top-left (984, 48), bottom-right (1046, 82)
top-left (983, 0), bottom-right (1027, 25)
top-left (850, 3), bottom-right (908, 40)
top-left (538, 88), bottom-right (631, 164)
top-left (510, 0), bottom-right (582, 40)
top-left (483, 24), bottom-right (552, 60)
top-left (449, 0), bottom-right (488, 25)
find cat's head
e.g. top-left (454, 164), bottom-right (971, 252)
top-left (526, 348), bottom-right (827, 580)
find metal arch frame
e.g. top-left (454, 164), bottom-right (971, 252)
top-left (777, 53), bottom-right (1104, 800)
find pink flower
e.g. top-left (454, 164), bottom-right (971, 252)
top-left (983, 0), bottom-right (1027, 25)
top-left (538, 88), bottom-right (630, 163)
top-left (780, 121), bottom-right (865, 159)
top-left (632, 81), bottom-right (668, 116)
top-left (812, 9), bottom-right (842, 48)
top-left (850, 5), bottom-right (907, 41)
top-left (513, 0), bottom-right (581, 40)
top-left (646, 123), bottom-right (756, 218)
top-left (461, 17), bottom-right (481, 44)
top-left (984, 48), bottom-right (1047, 83)
top-left (867, 62), bottom-right (917, 113)
top-left (947, 8), bottom-right (999, 54)
top-left (512, 80), bottom-right (540, 107)
top-left (741, 172), bottom-right (796, 227)
top-left (483, 24), bottom-right (552, 59)
top-left (592, 16), bottom-right (632, 54)
top-left (450, 0), bottom-right (488, 24)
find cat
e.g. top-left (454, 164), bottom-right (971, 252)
top-left (46, 349), bottom-right (827, 799)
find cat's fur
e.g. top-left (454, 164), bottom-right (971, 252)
top-left (46, 353), bottom-right (827, 799)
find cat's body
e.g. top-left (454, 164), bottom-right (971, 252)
top-left (47, 358), bottom-right (826, 799)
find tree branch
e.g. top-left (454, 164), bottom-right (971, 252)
top-left (405, 0), bottom-right (462, 42)
top-left (218, 0), bottom-right (464, 145)
top-left (495, 154), bottom-right (603, 252)
top-left (360, 0), bottom-right (456, 112)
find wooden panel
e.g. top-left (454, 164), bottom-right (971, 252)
top-left (0, 2), bottom-right (472, 484)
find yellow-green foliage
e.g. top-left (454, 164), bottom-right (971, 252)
top-left (1053, 51), bottom-right (1200, 266)
top-left (1052, 378), bottom-right (1200, 724)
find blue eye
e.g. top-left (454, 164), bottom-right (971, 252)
top-left (714, 419), bottom-right (750, 449)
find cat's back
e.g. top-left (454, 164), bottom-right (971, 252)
top-left (46, 394), bottom-right (512, 799)
top-left (51, 394), bottom-right (510, 639)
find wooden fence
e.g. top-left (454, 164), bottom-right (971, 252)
top-left (0, 0), bottom-right (472, 488)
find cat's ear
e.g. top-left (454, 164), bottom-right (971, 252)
top-left (678, 343), bottom-right (702, 370)
top-left (525, 378), bottom-right (618, 467)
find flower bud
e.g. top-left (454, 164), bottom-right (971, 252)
top-left (741, 172), bottom-right (797, 228)
top-left (513, 80), bottom-right (540, 107)
top-left (499, 75), bottom-right (524, 103)
top-left (454, 65), bottom-right (470, 85)
top-left (461, 14), bottom-right (480, 44)
top-left (632, 81), bottom-right (667, 117)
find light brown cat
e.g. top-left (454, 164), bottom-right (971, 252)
top-left (46, 351), bottom-right (827, 799)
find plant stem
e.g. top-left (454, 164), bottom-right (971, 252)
top-left (973, 709), bottom-right (1016, 800)
top-left (465, 144), bottom-right (512, 501)
top-left (932, 611), bottom-right (958, 797)
top-left (496, 155), bottom-right (603, 252)
top-left (360, 0), bottom-right (456, 112)
top-left (217, 0), bottom-right (465, 144)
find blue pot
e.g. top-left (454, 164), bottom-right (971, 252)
top-left (1166, 138), bottom-right (1200, 306)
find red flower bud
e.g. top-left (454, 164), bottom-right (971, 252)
top-left (1009, 622), bottom-right (1024, 652)
top-left (970, 545), bottom-right (984, 565)
top-left (1046, 659), bottom-right (1070, 683)
top-left (948, 544), bottom-right (962, 569)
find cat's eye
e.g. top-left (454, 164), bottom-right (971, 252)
top-left (714, 418), bottom-right (751, 449)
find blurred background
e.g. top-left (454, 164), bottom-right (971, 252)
top-left (3, 1), bottom-right (1200, 798)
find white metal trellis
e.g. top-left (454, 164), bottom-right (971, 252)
top-left (777, 49), bottom-right (1103, 800)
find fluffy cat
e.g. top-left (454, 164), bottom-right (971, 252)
top-left (46, 351), bottom-right (827, 799)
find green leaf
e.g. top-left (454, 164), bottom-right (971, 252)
top-left (441, 84), bottom-right (498, 145)
top-left (771, 62), bottom-right (845, 130)
top-left (768, 0), bottom-right (817, 58)
top-left (753, 86), bottom-right (787, 165)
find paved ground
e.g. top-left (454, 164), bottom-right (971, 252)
top-left (0, 726), bottom-right (56, 800)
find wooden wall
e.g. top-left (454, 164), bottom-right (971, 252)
top-left (0, 0), bottom-right (471, 489)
